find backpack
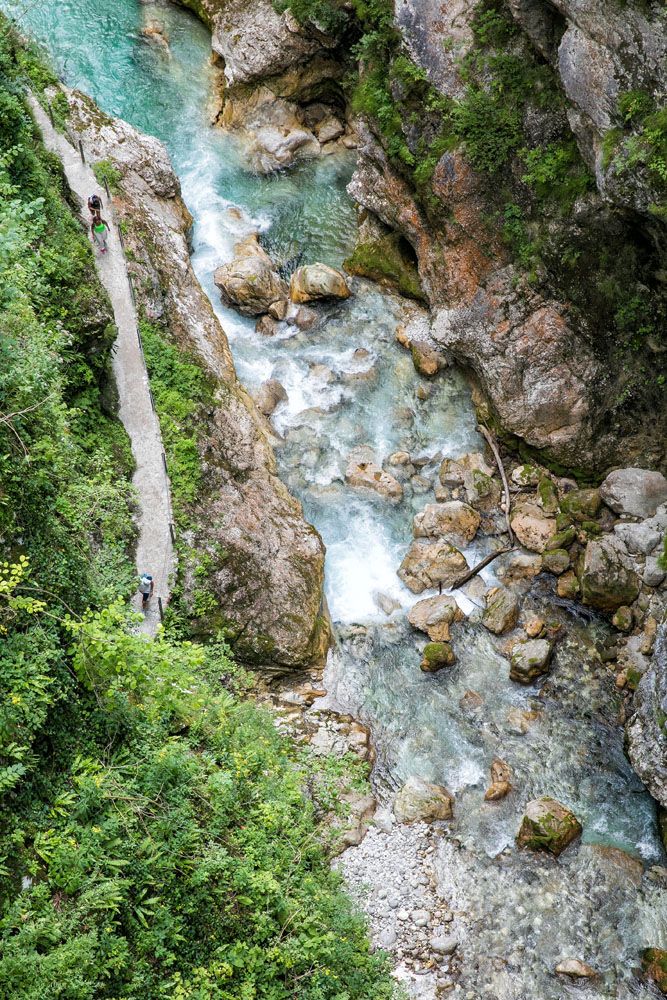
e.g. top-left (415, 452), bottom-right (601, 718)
top-left (89, 194), bottom-right (102, 210)
top-left (140, 574), bottom-right (152, 592)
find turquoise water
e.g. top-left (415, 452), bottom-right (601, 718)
top-left (7, 0), bottom-right (667, 993)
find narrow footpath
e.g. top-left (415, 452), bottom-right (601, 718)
top-left (29, 96), bottom-right (175, 635)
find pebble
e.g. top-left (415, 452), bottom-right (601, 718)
top-left (431, 934), bottom-right (458, 955)
top-left (397, 909), bottom-right (410, 921)
top-left (378, 928), bottom-right (397, 949)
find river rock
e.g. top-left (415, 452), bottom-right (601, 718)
top-left (398, 539), bottom-right (467, 594)
top-left (510, 638), bottom-right (553, 683)
top-left (394, 776), bottom-right (454, 823)
top-left (579, 535), bottom-right (641, 611)
top-left (420, 641), bottom-right (456, 672)
top-left (542, 548), bottom-right (570, 575)
top-left (614, 520), bottom-right (662, 555)
top-left (560, 487), bottom-right (601, 522)
top-left (315, 115), bottom-right (345, 144)
top-left (484, 758), bottom-right (512, 801)
top-left (510, 503), bottom-right (557, 553)
top-left (516, 797), bottom-right (582, 855)
top-left (482, 587), bottom-right (519, 635)
top-left (430, 934), bottom-right (458, 955)
top-left (411, 340), bottom-right (442, 377)
top-left (557, 569), bottom-right (580, 599)
top-left (254, 378), bottom-right (287, 416)
top-left (290, 263), bottom-right (351, 303)
top-left (345, 446), bottom-right (403, 500)
top-left (413, 501), bottom-right (480, 545)
top-left (511, 464), bottom-right (541, 487)
top-left (555, 959), bottom-right (597, 979)
top-left (497, 552), bottom-right (543, 584)
top-left (600, 468), bottom-right (667, 519)
top-left (248, 124), bottom-right (320, 173)
top-left (214, 238), bottom-right (288, 315)
top-left (644, 555), bottom-right (666, 588)
top-left (642, 948), bottom-right (667, 994)
top-left (408, 594), bottom-right (463, 641)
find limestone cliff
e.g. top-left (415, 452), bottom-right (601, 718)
top-left (64, 88), bottom-right (328, 671)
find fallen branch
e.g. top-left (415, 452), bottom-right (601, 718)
top-left (478, 424), bottom-right (514, 545)
top-left (449, 547), bottom-right (514, 591)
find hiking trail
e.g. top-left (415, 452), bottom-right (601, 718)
top-left (29, 95), bottom-right (175, 636)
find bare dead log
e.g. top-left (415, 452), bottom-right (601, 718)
top-left (478, 424), bottom-right (514, 545)
top-left (449, 547), bottom-right (514, 591)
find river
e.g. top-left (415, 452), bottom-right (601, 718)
top-left (6, 1), bottom-right (667, 996)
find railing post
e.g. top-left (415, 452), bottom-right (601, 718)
top-left (158, 597), bottom-right (164, 621)
top-left (169, 522), bottom-right (176, 543)
top-left (103, 176), bottom-right (111, 201)
top-left (48, 102), bottom-right (54, 127)
top-left (78, 139), bottom-right (85, 163)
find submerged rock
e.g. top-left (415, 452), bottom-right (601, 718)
top-left (254, 378), bottom-right (287, 416)
top-left (482, 587), bottom-right (519, 635)
top-left (516, 797), bottom-right (582, 855)
top-left (510, 638), bottom-right (553, 684)
top-left (554, 959), bottom-right (597, 979)
top-left (413, 500), bottom-right (480, 545)
top-left (394, 776), bottom-right (454, 823)
top-left (420, 641), bottom-right (456, 672)
top-left (579, 535), bottom-right (641, 611)
top-left (398, 538), bottom-right (467, 593)
top-left (600, 468), bottom-right (667, 519)
top-left (290, 263), bottom-right (350, 303)
top-left (408, 594), bottom-right (463, 641)
top-left (411, 339), bottom-right (442, 377)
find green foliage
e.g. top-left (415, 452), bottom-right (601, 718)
top-left (451, 88), bottom-right (521, 173)
top-left (344, 232), bottom-right (426, 300)
top-left (273, 0), bottom-right (348, 34)
top-left (619, 89), bottom-right (654, 123)
top-left (520, 141), bottom-right (592, 209)
top-left (1, 597), bottom-right (395, 1000)
top-left (140, 321), bottom-right (213, 521)
top-left (92, 159), bottom-right (121, 193)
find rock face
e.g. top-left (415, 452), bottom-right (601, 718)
top-left (600, 468), bottom-right (667, 520)
top-left (398, 538), bottom-right (467, 593)
top-left (507, 0), bottom-right (667, 218)
top-left (579, 536), bottom-right (641, 611)
top-left (516, 797), bottom-right (582, 855)
top-left (213, 236), bottom-right (287, 315)
top-left (290, 263), bottom-right (351, 303)
top-left (510, 638), bottom-right (553, 684)
top-left (394, 776), bottom-right (454, 824)
top-left (413, 501), bottom-right (480, 546)
top-left (64, 88), bottom-right (328, 671)
top-left (345, 446), bottom-right (403, 500)
top-left (626, 626), bottom-right (667, 809)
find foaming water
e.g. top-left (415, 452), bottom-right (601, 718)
top-left (9, 0), bottom-right (667, 992)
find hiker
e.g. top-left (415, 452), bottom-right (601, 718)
top-left (139, 573), bottom-right (154, 608)
top-left (87, 192), bottom-right (103, 216)
top-left (91, 212), bottom-right (110, 254)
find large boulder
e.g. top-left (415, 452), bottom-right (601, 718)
top-left (345, 446), bottom-right (403, 500)
top-left (290, 263), bottom-right (351, 303)
top-left (482, 587), bottom-right (519, 635)
top-left (600, 468), bottom-right (667, 520)
top-left (407, 594), bottom-right (463, 641)
top-left (510, 638), bottom-right (553, 684)
top-left (398, 538), bottom-right (467, 594)
top-left (394, 775), bottom-right (454, 823)
top-left (516, 797), bottom-right (582, 855)
top-left (413, 501), bottom-right (480, 546)
top-left (214, 237), bottom-right (287, 315)
top-left (579, 536), bottom-right (641, 611)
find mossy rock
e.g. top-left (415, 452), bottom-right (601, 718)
top-left (542, 548), bottom-right (570, 575)
top-left (611, 605), bottom-right (633, 632)
top-left (516, 796), bottom-right (582, 855)
top-left (560, 488), bottom-right (601, 523)
top-left (642, 948), bottom-right (667, 993)
top-left (547, 526), bottom-right (577, 550)
top-left (537, 477), bottom-right (559, 514)
top-left (344, 232), bottom-right (426, 302)
top-left (420, 641), bottom-right (456, 672)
